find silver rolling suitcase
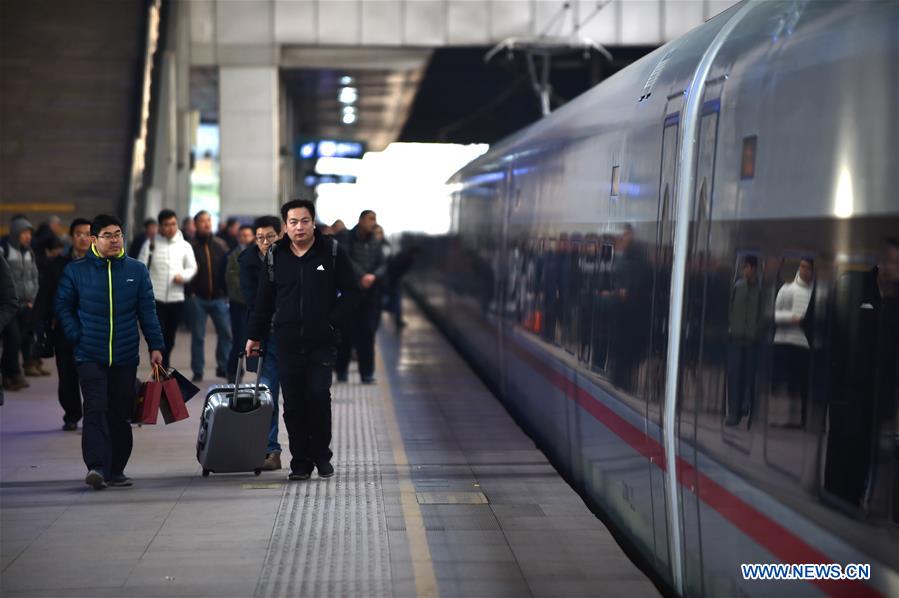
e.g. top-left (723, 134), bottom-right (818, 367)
top-left (196, 352), bottom-right (273, 477)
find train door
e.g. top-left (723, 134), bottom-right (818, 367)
top-left (677, 88), bottom-right (724, 595)
top-left (647, 93), bottom-right (683, 575)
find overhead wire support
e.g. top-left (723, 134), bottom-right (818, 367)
top-left (483, 0), bottom-right (613, 117)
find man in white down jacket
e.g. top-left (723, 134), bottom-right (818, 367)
top-left (138, 209), bottom-right (198, 369)
top-left (772, 258), bottom-right (814, 427)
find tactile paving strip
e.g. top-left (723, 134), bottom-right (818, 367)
top-left (255, 381), bottom-right (393, 598)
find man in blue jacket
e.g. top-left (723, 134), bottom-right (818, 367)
top-left (55, 214), bottom-right (164, 490)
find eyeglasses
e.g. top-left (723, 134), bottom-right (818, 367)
top-left (256, 233), bottom-right (278, 244)
top-left (97, 232), bottom-right (123, 241)
top-left (73, 232), bottom-right (91, 239)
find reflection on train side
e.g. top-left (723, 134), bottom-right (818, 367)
top-left (443, 229), bottom-right (899, 524)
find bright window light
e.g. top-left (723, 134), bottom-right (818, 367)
top-left (315, 143), bottom-right (489, 236)
top-left (338, 86), bottom-right (358, 104)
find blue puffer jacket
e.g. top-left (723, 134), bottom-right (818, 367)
top-left (55, 245), bottom-right (164, 366)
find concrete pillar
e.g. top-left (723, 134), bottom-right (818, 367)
top-left (219, 66), bottom-right (279, 219)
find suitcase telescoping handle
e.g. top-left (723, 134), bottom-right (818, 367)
top-left (233, 350), bottom-right (264, 408)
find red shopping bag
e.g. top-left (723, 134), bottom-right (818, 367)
top-left (160, 371), bottom-right (190, 424)
top-left (134, 364), bottom-right (163, 425)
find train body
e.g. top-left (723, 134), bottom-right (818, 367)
top-left (407, 1), bottom-right (899, 595)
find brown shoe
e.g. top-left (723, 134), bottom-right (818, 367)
top-left (23, 363), bottom-right (42, 377)
top-left (36, 360), bottom-right (52, 376)
top-left (2, 374), bottom-right (29, 391)
top-left (262, 453), bottom-right (282, 471)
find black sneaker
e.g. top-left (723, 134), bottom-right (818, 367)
top-left (335, 372), bottom-right (348, 383)
top-left (215, 369), bottom-right (227, 379)
top-left (360, 376), bottom-right (376, 385)
top-left (62, 421), bottom-right (78, 431)
top-left (191, 373), bottom-right (203, 383)
top-left (107, 474), bottom-right (133, 487)
top-left (288, 470), bottom-right (311, 481)
top-left (85, 470), bottom-right (107, 490)
top-left (316, 461), bottom-right (335, 479)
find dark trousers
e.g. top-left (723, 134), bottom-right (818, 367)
top-left (227, 302), bottom-right (247, 380)
top-left (77, 362), bottom-right (138, 477)
top-left (336, 290), bottom-right (381, 380)
top-left (727, 339), bottom-right (758, 423)
top-left (277, 336), bottom-right (334, 473)
top-left (772, 343), bottom-right (810, 426)
top-left (54, 330), bottom-right (81, 424)
top-left (155, 301), bottom-right (183, 369)
top-left (1, 308), bottom-right (32, 376)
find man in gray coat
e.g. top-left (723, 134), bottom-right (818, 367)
top-left (2, 216), bottom-right (43, 389)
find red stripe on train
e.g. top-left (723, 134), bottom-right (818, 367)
top-left (505, 332), bottom-right (881, 598)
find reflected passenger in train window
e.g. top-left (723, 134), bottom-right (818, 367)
top-left (772, 258), bottom-right (814, 428)
top-left (726, 255), bottom-right (761, 427)
top-left (608, 225), bottom-right (651, 393)
top-left (824, 238), bottom-right (899, 513)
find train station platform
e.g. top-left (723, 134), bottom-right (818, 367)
top-left (0, 301), bottom-right (659, 598)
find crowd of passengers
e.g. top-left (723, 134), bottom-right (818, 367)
top-left (0, 203), bottom-right (417, 488)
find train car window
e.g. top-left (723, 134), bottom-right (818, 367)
top-left (724, 252), bottom-right (764, 434)
top-left (740, 135), bottom-right (757, 180)
top-left (610, 165), bottom-right (620, 200)
top-left (821, 238), bottom-right (899, 520)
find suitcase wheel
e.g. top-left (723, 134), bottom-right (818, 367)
top-left (254, 469), bottom-right (261, 476)
top-left (202, 469), bottom-right (210, 477)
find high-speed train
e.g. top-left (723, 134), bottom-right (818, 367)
top-left (406, 1), bottom-right (898, 596)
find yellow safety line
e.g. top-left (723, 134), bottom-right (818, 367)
top-left (0, 202), bottom-right (76, 213)
top-left (375, 350), bottom-right (440, 598)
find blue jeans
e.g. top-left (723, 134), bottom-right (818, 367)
top-left (190, 297), bottom-right (232, 378)
top-left (259, 341), bottom-right (281, 454)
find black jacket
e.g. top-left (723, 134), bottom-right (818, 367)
top-left (347, 225), bottom-right (388, 283)
top-left (0, 256), bottom-right (18, 332)
top-left (32, 251), bottom-right (78, 334)
top-left (247, 230), bottom-right (358, 350)
top-left (239, 245), bottom-right (264, 316)
top-left (189, 234), bottom-right (229, 300)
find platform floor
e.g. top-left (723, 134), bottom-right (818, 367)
top-left (0, 301), bottom-right (658, 597)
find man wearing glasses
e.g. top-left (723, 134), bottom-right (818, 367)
top-left (55, 214), bottom-right (164, 490)
top-left (31, 217), bottom-right (93, 430)
top-left (239, 216), bottom-right (284, 471)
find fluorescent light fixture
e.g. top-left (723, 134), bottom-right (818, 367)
top-left (338, 86), bottom-right (358, 104)
top-left (318, 140), bottom-right (337, 157)
top-left (342, 105), bottom-right (356, 115)
top-left (341, 111), bottom-right (357, 125)
top-left (299, 142), bottom-right (315, 159)
top-left (340, 75), bottom-right (353, 86)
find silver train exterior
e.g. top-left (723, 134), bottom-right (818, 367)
top-left (406, 1), bottom-right (899, 596)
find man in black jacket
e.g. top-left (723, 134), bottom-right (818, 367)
top-left (246, 199), bottom-right (357, 481)
top-left (188, 211), bottom-right (232, 382)
top-left (32, 218), bottom-right (93, 430)
top-left (0, 255), bottom-right (20, 405)
top-left (336, 210), bottom-right (386, 383)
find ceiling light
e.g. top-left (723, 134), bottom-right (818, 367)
top-left (342, 105), bottom-right (356, 115)
top-left (338, 86), bottom-right (358, 104)
top-left (342, 112), bottom-right (357, 125)
top-left (340, 75), bottom-right (353, 86)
